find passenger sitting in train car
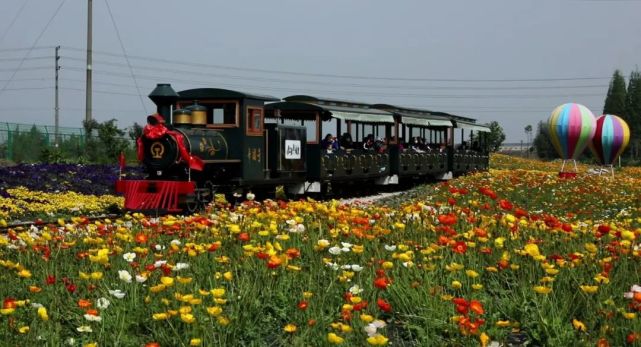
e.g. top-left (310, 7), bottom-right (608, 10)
top-left (363, 134), bottom-right (375, 151)
top-left (321, 133), bottom-right (339, 153)
top-left (340, 133), bottom-right (353, 151)
top-left (373, 138), bottom-right (387, 154)
top-left (410, 137), bottom-right (425, 153)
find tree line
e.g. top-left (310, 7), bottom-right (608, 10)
top-left (532, 69), bottom-right (641, 164)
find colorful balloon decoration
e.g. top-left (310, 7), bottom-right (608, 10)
top-left (588, 114), bottom-right (630, 165)
top-left (548, 103), bottom-right (596, 160)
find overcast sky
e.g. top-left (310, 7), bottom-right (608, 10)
top-left (1, 0), bottom-right (640, 142)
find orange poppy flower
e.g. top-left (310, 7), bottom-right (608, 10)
top-left (78, 299), bottom-right (92, 309)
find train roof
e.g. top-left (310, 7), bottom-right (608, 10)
top-left (178, 88), bottom-right (279, 102)
top-left (372, 103), bottom-right (452, 127)
top-left (269, 95), bottom-right (395, 123)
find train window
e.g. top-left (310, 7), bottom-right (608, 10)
top-left (209, 101), bottom-right (238, 127)
top-left (246, 107), bottom-right (263, 136)
top-left (304, 120), bottom-right (318, 143)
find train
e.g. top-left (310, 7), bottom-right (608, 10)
top-left (116, 83), bottom-right (490, 213)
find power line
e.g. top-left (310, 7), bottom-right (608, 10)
top-left (0, 46), bottom-right (54, 53)
top-left (0, 56), bottom-right (51, 62)
top-left (59, 66), bottom-right (608, 100)
top-left (0, 0), bottom-right (30, 45)
top-left (59, 56), bottom-right (610, 91)
top-left (0, 0), bottom-right (67, 96)
top-left (62, 46), bottom-right (612, 83)
top-left (0, 66), bottom-right (50, 72)
top-left (103, 0), bottom-right (147, 113)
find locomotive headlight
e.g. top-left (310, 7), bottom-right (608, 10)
top-left (157, 170), bottom-right (163, 176)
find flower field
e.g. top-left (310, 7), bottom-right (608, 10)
top-left (0, 164), bottom-right (143, 221)
top-left (0, 154), bottom-right (640, 346)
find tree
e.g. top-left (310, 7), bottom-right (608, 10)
top-left (626, 70), bottom-right (641, 159)
top-left (485, 121), bottom-right (506, 152)
top-left (533, 121), bottom-right (558, 159)
top-left (82, 119), bottom-right (130, 164)
top-left (128, 122), bottom-right (143, 142)
top-left (603, 70), bottom-right (627, 117)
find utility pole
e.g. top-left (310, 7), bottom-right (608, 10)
top-left (54, 45), bottom-right (60, 146)
top-left (85, 0), bottom-right (92, 124)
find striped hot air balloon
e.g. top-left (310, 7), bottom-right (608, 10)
top-left (548, 103), bottom-right (596, 160)
top-left (589, 115), bottom-right (630, 165)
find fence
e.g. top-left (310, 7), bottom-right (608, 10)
top-left (0, 122), bottom-right (134, 163)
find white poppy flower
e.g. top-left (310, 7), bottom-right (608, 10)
top-left (328, 246), bottom-right (342, 255)
top-left (76, 325), bottom-right (93, 333)
top-left (123, 252), bottom-right (136, 263)
top-left (135, 274), bottom-right (148, 283)
top-left (118, 270), bottom-right (132, 283)
top-left (349, 285), bottom-right (363, 295)
top-left (384, 244), bottom-right (397, 251)
top-left (83, 314), bottom-right (102, 322)
top-left (351, 264), bottom-right (363, 272)
top-left (96, 297), bottom-right (110, 309)
top-left (173, 262), bottom-right (189, 271)
top-left (108, 289), bottom-right (126, 299)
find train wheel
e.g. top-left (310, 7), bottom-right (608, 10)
top-left (182, 190), bottom-right (205, 215)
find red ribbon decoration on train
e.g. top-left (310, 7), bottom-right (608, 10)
top-left (137, 121), bottom-right (204, 171)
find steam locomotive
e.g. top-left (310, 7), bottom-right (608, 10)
top-left (116, 83), bottom-right (490, 213)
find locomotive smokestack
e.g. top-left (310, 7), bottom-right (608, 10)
top-left (148, 83), bottom-right (179, 124)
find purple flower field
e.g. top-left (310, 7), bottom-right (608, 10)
top-left (0, 164), bottom-right (144, 197)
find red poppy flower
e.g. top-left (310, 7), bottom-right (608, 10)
top-left (451, 241), bottom-right (467, 254)
top-left (341, 309), bottom-right (352, 321)
top-left (438, 214), bottom-right (457, 226)
top-left (145, 343), bottom-right (161, 347)
top-left (267, 256), bottom-right (283, 269)
top-left (474, 228), bottom-right (488, 238)
top-left (135, 233), bottom-right (148, 244)
top-left (66, 283), bottom-right (77, 294)
top-left (46, 275), bottom-right (56, 285)
top-left (297, 300), bottom-right (308, 310)
top-left (208, 243), bottom-right (220, 252)
top-left (256, 251), bottom-right (269, 260)
top-left (452, 297), bottom-right (468, 306)
top-left (343, 292), bottom-right (353, 302)
top-left (438, 235), bottom-right (451, 245)
top-left (374, 277), bottom-right (390, 290)
top-left (3, 297), bottom-right (16, 309)
top-left (514, 208), bottom-right (529, 218)
top-left (238, 233), bottom-right (250, 242)
top-left (455, 304), bottom-right (468, 315)
top-left (285, 248), bottom-right (301, 259)
top-left (377, 298), bottom-right (392, 313)
top-left (469, 300), bottom-right (484, 315)
top-left (498, 199), bottom-right (513, 211)
top-left (479, 187), bottom-right (497, 199)
top-left (353, 301), bottom-right (368, 311)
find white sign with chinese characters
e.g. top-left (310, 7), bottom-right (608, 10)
top-left (285, 140), bottom-right (301, 159)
